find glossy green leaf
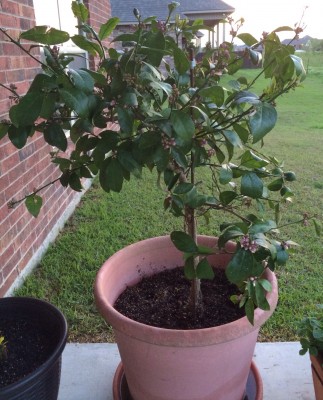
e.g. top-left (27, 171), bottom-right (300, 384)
top-left (237, 33), bottom-right (258, 46)
top-left (249, 103), bottom-right (277, 143)
top-left (218, 226), bottom-right (244, 248)
top-left (44, 124), bottom-right (68, 151)
top-left (170, 231), bottom-right (198, 253)
top-left (276, 247), bottom-right (289, 265)
top-left (249, 220), bottom-right (276, 234)
top-left (99, 158), bottom-right (124, 192)
top-left (226, 248), bottom-right (263, 284)
top-left (98, 17), bottom-right (120, 40)
top-left (8, 125), bottom-right (29, 149)
top-left (200, 86), bottom-right (225, 107)
top-left (25, 195), bottom-right (43, 217)
top-left (170, 110), bottom-right (195, 149)
top-left (255, 281), bottom-right (270, 310)
top-left (219, 191), bottom-right (238, 206)
top-left (20, 26), bottom-right (69, 45)
top-left (240, 150), bottom-right (269, 168)
top-left (40, 93), bottom-right (56, 119)
top-left (173, 46), bottom-right (190, 75)
top-left (0, 123), bottom-right (9, 140)
top-left (68, 172), bottom-right (83, 192)
top-left (72, 1), bottom-right (89, 22)
top-left (223, 130), bottom-right (243, 148)
top-left (116, 107), bottom-right (134, 137)
top-left (71, 35), bottom-right (103, 57)
top-left (241, 172), bottom-right (264, 199)
top-left (196, 258), bottom-right (214, 279)
top-left (267, 178), bottom-right (284, 191)
top-left (173, 183), bottom-right (194, 194)
top-left (69, 69), bottom-right (95, 94)
top-left (245, 298), bottom-right (255, 325)
top-left (9, 93), bottom-right (44, 127)
top-left (219, 165), bottom-right (233, 184)
top-left (258, 279), bottom-right (272, 292)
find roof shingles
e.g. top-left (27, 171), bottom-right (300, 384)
top-left (111, 0), bottom-right (234, 23)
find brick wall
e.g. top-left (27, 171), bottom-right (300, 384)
top-left (0, 0), bottom-right (111, 297)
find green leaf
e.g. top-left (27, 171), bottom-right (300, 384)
top-left (8, 125), bottom-right (29, 149)
top-left (258, 279), bottom-right (272, 292)
top-left (267, 178), bottom-right (284, 191)
top-left (218, 225), bottom-right (244, 248)
top-left (68, 69), bottom-right (95, 94)
top-left (240, 150), bottom-right (269, 168)
top-left (245, 298), bottom-right (255, 325)
top-left (249, 103), bottom-right (278, 143)
top-left (223, 130), bottom-right (243, 148)
top-left (98, 17), bottom-right (120, 40)
top-left (200, 86), bottom-right (224, 107)
top-left (25, 195), bottom-right (43, 217)
top-left (290, 55), bottom-right (306, 81)
top-left (99, 158), bottom-right (124, 193)
top-left (255, 281), bottom-right (270, 310)
top-left (219, 191), bottom-right (238, 206)
top-left (219, 165), bottom-right (233, 184)
top-left (71, 35), bottom-right (103, 57)
top-left (237, 33), bottom-right (258, 46)
top-left (173, 46), bottom-right (190, 75)
top-left (44, 124), bottom-right (68, 151)
top-left (68, 172), bottom-right (83, 192)
top-left (9, 93), bottom-right (44, 126)
top-left (20, 26), bottom-right (69, 45)
top-left (0, 123), bottom-right (9, 140)
top-left (59, 88), bottom-right (95, 118)
top-left (170, 231), bottom-right (198, 253)
top-left (72, 1), bottom-right (89, 22)
top-left (40, 93), bottom-right (56, 119)
top-left (170, 110), bottom-right (195, 149)
top-left (226, 248), bottom-right (263, 284)
top-left (196, 258), bottom-right (214, 279)
top-left (118, 149), bottom-right (141, 178)
top-left (241, 172), bottom-right (264, 199)
top-left (276, 247), bottom-right (289, 265)
top-left (116, 107), bottom-right (134, 137)
top-left (249, 220), bottom-right (276, 234)
top-left (173, 183), bottom-right (194, 194)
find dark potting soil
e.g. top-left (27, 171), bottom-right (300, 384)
top-left (115, 267), bottom-right (245, 329)
top-left (0, 318), bottom-right (53, 388)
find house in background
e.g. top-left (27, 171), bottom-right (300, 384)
top-left (110, 0), bottom-right (235, 49)
top-left (0, 0), bottom-right (234, 298)
top-left (0, 0), bottom-right (111, 297)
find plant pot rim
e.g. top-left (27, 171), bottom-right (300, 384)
top-left (0, 296), bottom-right (68, 394)
top-left (95, 235), bottom-right (278, 346)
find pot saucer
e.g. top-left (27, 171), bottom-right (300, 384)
top-left (113, 360), bottom-right (263, 400)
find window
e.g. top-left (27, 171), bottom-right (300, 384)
top-left (33, 0), bottom-right (88, 69)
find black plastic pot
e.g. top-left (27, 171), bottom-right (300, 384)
top-left (0, 297), bottom-right (68, 400)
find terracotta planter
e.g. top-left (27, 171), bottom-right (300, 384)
top-left (94, 235), bottom-right (278, 400)
top-left (310, 353), bottom-right (323, 400)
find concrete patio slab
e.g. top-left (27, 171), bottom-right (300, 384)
top-left (58, 342), bottom-right (315, 400)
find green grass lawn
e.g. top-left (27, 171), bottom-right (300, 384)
top-left (15, 52), bottom-right (323, 343)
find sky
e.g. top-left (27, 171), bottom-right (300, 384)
top-left (227, 0), bottom-right (323, 41)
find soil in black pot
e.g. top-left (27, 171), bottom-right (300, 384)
top-left (115, 267), bottom-right (245, 329)
top-left (0, 318), bottom-right (54, 387)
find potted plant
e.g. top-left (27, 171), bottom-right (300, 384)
top-left (0, 297), bottom-right (68, 399)
top-left (298, 305), bottom-right (323, 400)
top-left (0, 1), bottom-right (321, 399)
